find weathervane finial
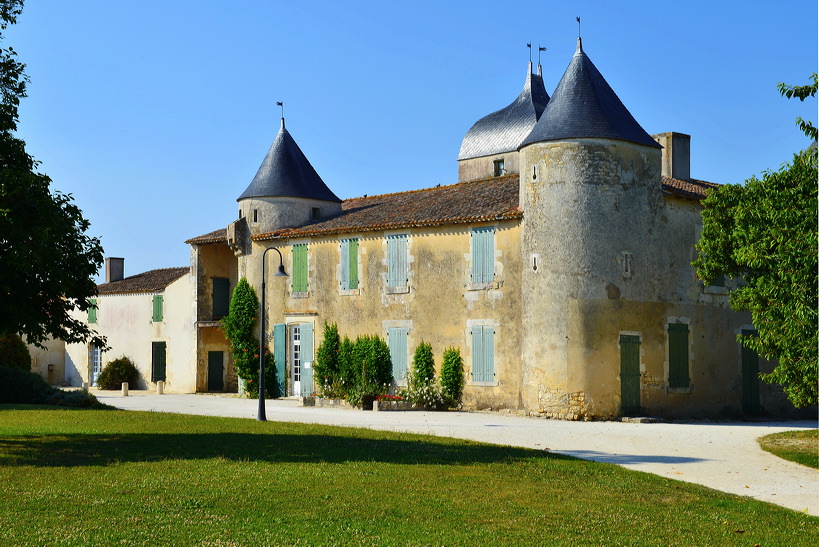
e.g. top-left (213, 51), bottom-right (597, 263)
top-left (576, 17), bottom-right (583, 52)
top-left (526, 42), bottom-right (532, 63)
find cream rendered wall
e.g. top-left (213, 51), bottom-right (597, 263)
top-left (27, 338), bottom-right (66, 385)
top-left (243, 220), bottom-right (524, 408)
top-left (458, 152), bottom-right (519, 182)
top-left (64, 273), bottom-right (196, 392)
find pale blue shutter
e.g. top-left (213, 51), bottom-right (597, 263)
top-left (300, 323), bottom-right (314, 396)
top-left (340, 240), bottom-right (350, 290)
top-left (388, 327), bottom-right (408, 383)
top-left (273, 323), bottom-right (286, 398)
top-left (388, 235), bottom-right (407, 287)
top-left (472, 326), bottom-right (495, 382)
top-left (472, 326), bottom-right (484, 382)
top-left (472, 228), bottom-right (494, 283)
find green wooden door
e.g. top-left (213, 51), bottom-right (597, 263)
top-left (208, 351), bottom-right (224, 391)
top-left (741, 329), bottom-right (761, 414)
top-left (619, 335), bottom-right (641, 416)
top-left (151, 341), bottom-right (166, 383)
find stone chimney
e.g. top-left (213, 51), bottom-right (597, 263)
top-left (105, 257), bottom-right (124, 283)
top-left (652, 132), bottom-right (691, 180)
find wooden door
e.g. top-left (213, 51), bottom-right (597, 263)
top-left (619, 335), bottom-right (641, 416)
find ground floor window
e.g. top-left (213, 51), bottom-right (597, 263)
top-left (90, 345), bottom-right (102, 386)
top-left (388, 327), bottom-right (408, 385)
top-left (471, 325), bottom-right (495, 383)
top-left (152, 341), bottom-right (167, 383)
top-left (667, 323), bottom-right (690, 388)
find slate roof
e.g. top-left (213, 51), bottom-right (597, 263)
top-left (185, 228), bottom-right (227, 245)
top-left (458, 63), bottom-right (550, 160)
top-left (522, 40), bottom-right (660, 149)
top-left (252, 175), bottom-right (523, 241)
top-left (662, 177), bottom-right (719, 200)
top-left (237, 118), bottom-right (341, 203)
top-left (97, 267), bottom-right (189, 295)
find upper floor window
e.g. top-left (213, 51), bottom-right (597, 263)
top-left (292, 244), bottom-right (309, 293)
top-left (493, 159), bottom-right (505, 177)
top-left (340, 238), bottom-right (359, 291)
top-left (471, 227), bottom-right (495, 285)
top-left (387, 234), bottom-right (408, 289)
top-left (88, 298), bottom-right (98, 324)
top-left (212, 277), bottom-right (230, 319)
top-left (152, 295), bottom-right (164, 322)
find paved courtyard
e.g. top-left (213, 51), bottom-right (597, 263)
top-left (96, 391), bottom-right (818, 516)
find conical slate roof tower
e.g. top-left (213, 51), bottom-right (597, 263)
top-left (522, 39), bottom-right (660, 149)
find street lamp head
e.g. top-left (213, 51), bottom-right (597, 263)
top-left (274, 264), bottom-right (288, 277)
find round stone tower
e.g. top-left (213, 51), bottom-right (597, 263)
top-left (517, 39), bottom-right (663, 417)
top-left (237, 117), bottom-right (342, 237)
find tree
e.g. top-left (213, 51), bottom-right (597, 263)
top-left (694, 75), bottom-right (818, 408)
top-left (410, 341), bottom-right (435, 388)
top-left (440, 347), bottom-right (465, 407)
top-left (220, 278), bottom-right (274, 398)
top-left (0, 0), bottom-right (104, 347)
top-left (313, 322), bottom-right (341, 395)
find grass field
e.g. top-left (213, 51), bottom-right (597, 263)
top-left (758, 429), bottom-right (818, 469)
top-left (0, 406), bottom-right (816, 546)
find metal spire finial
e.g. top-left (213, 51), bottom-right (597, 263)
top-left (526, 42), bottom-right (532, 63)
top-left (576, 17), bottom-right (583, 52)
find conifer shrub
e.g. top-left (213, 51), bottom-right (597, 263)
top-left (338, 335), bottom-right (358, 391)
top-left (314, 322), bottom-right (342, 396)
top-left (440, 347), bottom-right (465, 408)
top-left (410, 341), bottom-right (435, 388)
top-left (346, 334), bottom-right (393, 407)
top-left (0, 333), bottom-right (31, 371)
top-left (96, 356), bottom-right (140, 390)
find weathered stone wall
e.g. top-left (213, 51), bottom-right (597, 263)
top-left (246, 220), bottom-right (524, 409)
top-left (239, 196), bottom-right (342, 236)
top-left (458, 152), bottom-right (520, 182)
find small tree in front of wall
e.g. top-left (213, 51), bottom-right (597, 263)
top-left (410, 341), bottom-right (435, 389)
top-left (440, 347), bottom-right (465, 408)
top-left (314, 322), bottom-right (342, 397)
top-left (346, 334), bottom-right (393, 407)
top-left (220, 278), bottom-right (275, 398)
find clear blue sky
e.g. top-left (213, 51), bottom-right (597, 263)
top-left (7, 0), bottom-right (817, 280)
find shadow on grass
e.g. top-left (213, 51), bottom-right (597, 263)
top-left (0, 431), bottom-right (573, 468)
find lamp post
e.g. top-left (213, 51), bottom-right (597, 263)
top-left (258, 246), bottom-right (288, 421)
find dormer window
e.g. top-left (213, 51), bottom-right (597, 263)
top-left (311, 207), bottom-right (320, 220)
top-left (493, 159), bottom-right (505, 177)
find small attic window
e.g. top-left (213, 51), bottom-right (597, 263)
top-left (493, 159), bottom-right (505, 177)
top-left (311, 207), bottom-right (320, 220)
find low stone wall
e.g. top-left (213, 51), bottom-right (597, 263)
top-left (301, 397), bottom-right (355, 409)
top-left (373, 400), bottom-right (425, 411)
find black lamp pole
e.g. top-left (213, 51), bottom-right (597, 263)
top-left (258, 246), bottom-right (287, 421)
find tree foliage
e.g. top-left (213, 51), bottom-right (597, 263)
top-left (777, 73), bottom-right (817, 140)
top-left (0, 332), bottom-right (29, 370)
top-left (0, 0), bottom-right (104, 347)
top-left (694, 76), bottom-right (818, 408)
top-left (314, 322), bottom-right (341, 395)
top-left (410, 341), bottom-right (435, 388)
top-left (220, 278), bottom-right (274, 398)
top-left (440, 347), bottom-right (465, 406)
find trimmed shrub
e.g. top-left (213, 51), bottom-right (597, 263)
top-left (0, 333), bottom-right (31, 371)
top-left (440, 347), bottom-right (465, 407)
top-left (0, 366), bottom-right (112, 409)
top-left (346, 335), bottom-right (393, 407)
top-left (338, 336), bottom-right (358, 391)
top-left (410, 341), bottom-right (435, 388)
top-left (314, 322), bottom-right (341, 396)
top-left (96, 356), bottom-right (140, 390)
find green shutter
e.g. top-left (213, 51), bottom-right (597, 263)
top-left (741, 329), bottom-right (761, 414)
top-left (151, 341), bottom-right (166, 382)
top-left (88, 298), bottom-right (97, 324)
top-left (388, 327), bottom-right (408, 383)
top-left (152, 295), bottom-right (163, 322)
top-left (273, 323), bottom-right (286, 398)
top-left (300, 323), bottom-right (314, 396)
top-left (349, 238), bottom-right (359, 290)
top-left (212, 277), bottom-right (230, 319)
top-left (472, 227), bottom-right (494, 283)
top-left (387, 235), bottom-right (407, 287)
top-left (619, 334), bottom-right (641, 415)
top-left (292, 244), bottom-right (308, 292)
top-left (668, 323), bottom-right (690, 388)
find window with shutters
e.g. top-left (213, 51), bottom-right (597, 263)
top-left (470, 227), bottom-right (496, 288)
top-left (291, 244), bottom-right (309, 295)
top-left (386, 234), bottom-right (409, 293)
top-left (88, 298), bottom-right (97, 324)
top-left (151, 341), bottom-right (167, 383)
top-left (388, 327), bottom-right (409, 385)
top-left (152, 295), bottom-right (164, 322)
top-left (340, 238), bottom-right (359, 292)
top-left (667, 323), bottom-right (690, 389)
top-left (471, 324), bottom-right (496, 384)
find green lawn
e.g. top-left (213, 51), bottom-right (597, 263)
top-left (759, 429), bottom-right (819, 469)
top-left (0, 407), bottom-right (816, 546)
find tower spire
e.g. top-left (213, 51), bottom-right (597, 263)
top-left (576, 17), bottom-right (583, 52)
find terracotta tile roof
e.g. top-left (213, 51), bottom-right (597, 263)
top-left (185, 228), bottom-right (227, 245)
top-left (98, 267), bottom-right (189, 295)
top-left (662, 177), bottom-right (719, 200)
top-left (253, 175), bottom-right (523, 241)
